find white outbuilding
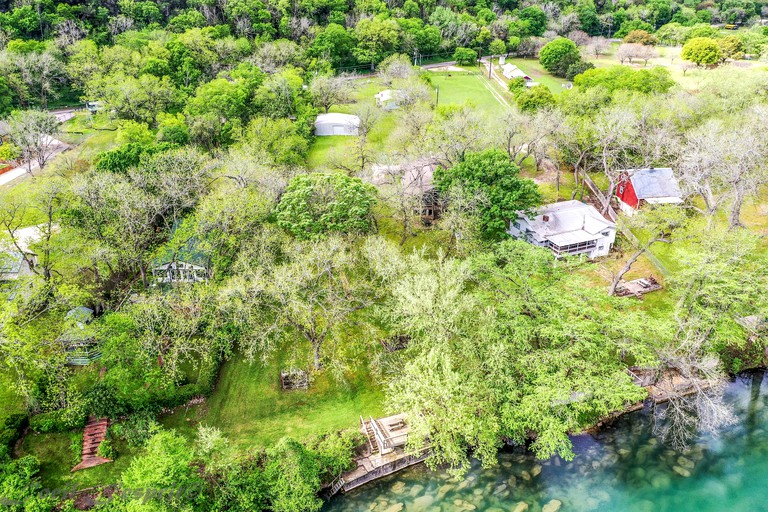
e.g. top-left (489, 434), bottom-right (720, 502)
top-left (314, 113), bottom-right (360, 136)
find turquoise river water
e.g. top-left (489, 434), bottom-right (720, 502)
top-left (323, 371), bottom-right (768, 512)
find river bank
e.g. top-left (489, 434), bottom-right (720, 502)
top-left (323, 371), bottom-right (768, 511)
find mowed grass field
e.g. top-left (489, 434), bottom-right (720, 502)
top-left (160, 353), bottom-right (385, 450)
top-left (429, 70), bottom-right (511, 113)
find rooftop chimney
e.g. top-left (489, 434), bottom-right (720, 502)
top-left (542, 214), bottom-right (550, 222)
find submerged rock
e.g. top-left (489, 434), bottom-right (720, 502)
top-left (677, 456), bottom-right (695, 470)
top-left (390, 482), bottom-right (406, 494)
top-left (412, 495), bottom-right (434, 510)
top-left (521, 470), bottom-right (531, 481)
top-left (672, 465), bottom-right (691, 478)
top-left (531, 464), bottom-right (542, 477)
top-left (382, 503), bottom-right (403, 512)
top-left (511, 503), bottom-right (529, 512)
top-left (542, 499), bottom-right (563, 512)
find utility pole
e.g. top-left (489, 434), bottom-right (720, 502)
top-left (435, 84), bottom-right (439, 108)
top-left (488, 55), bottom-right (493, 79)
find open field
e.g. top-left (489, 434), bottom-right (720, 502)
top-left (160, 353), bottom-right (385, 450)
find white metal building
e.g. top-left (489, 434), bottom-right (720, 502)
top-left (508, 200), bottom-right (616, 258)
top-left (314, 113), bottom-right (360, 136)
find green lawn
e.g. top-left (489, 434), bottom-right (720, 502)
top-left (429, 70), bottom-right (510, 114)
top-left (17, 433), bottom-right (138, 490)
top-left (160, 353), bottom-right (385, 450)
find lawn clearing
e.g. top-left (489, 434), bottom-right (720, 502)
top-left (18, 433), bottom-right (137, 490)
top-left (429, 70), bottom-right (510, 114)
top-left (160, 353), bottom-right (385, 450)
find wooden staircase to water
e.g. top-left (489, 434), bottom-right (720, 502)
top-left (72, 416), bottom-right (112, 472)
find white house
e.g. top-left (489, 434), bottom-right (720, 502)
top-left (375, 89), bottom-right (400, 110)
top-left (508, 200), bottom-right (616, 258)
top-left (314, 113), bottom-right (360, 136)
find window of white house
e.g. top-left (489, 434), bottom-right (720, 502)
top-left (618, 185), bottom-right (624, 194)
top-left (602, 231), bottom-right (609, 236)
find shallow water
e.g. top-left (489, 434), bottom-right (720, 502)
top-left (323, 372), bottom-right (768, 512)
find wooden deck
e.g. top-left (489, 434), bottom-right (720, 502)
top-left (338, 448), bottom-right (428, 493)
top-left (615, 276), bottom-right (662, 298)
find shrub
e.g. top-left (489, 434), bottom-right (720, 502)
top-left (516, 84), bottom-right (556, 112)
top-left (614, 19), bottom-right (654, 38)
top-left (98, 438), bottom-right (117, 460)
top-left (110, 411), bottom-right (161, 448)
top-left (508, 76), bottom-right (527, 93)
top-left (0, 142), bottom-right (22, 162)
top-left (70, 432), bottom-right (83, 465)
top-left (29, 407), bottom-right (87, 434)
top-left (566, 60), bottom-right (595, 81)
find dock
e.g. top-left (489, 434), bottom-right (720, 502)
top-left (328, 414), bottom-right (428, 495)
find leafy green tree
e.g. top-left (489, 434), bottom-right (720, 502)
top-left (453, 47), bottom-right (478, 65)
top-left (185, 77), bottom-right (250, 123)
top-left (717, 35), bottom-right (745, 61)
top-left (519, 6), bottom-right (547, 36)
top-left (682, 37), bottom-right (722, 66)
top-left (489, 38), bottom-right (507, 56)
top-left (515, 84), bottom-right (556, 112)
top-left (566, 60), bottom-right (595, 80)
top-left (156, 112), bottom-right (189, 145)
top-left (539, 37), bottom-right (581, 77)
top-left (275, 173), bottom-right (377, 240)
top-left (434, 149), bottom-right (540, 240)
top-left (309, 23), bottom-right (355, 67)
top-left (353, 17), bottom-right (401, 69)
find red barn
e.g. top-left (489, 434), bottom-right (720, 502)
top-left (616, 168), bottom-right (683, 215)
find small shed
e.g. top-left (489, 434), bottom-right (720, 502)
top-left (314, 113), bottom-right (360, 136)
top-left (616, 168), bottom-right (683, 215)
top-left (501, 63), bottom-right (532, 81)
top-left (375, 89), bottom-right (400, 110)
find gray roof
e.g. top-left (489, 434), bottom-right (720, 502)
top-left (0, 121), bottom-right (9, 137)
top-left (520, 200), bottom-right (616, 245)
top-left (627, 168), bottom-right (682, 200)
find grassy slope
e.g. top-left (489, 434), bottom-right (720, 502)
top-left (160, 355), bottom-right (385, 450)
